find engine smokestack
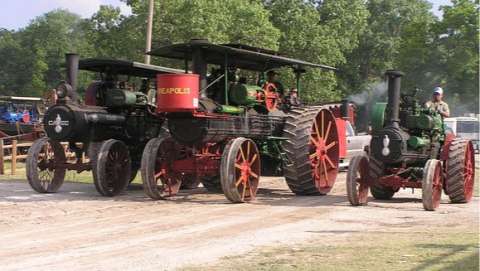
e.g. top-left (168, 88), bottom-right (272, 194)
top-left (65, 53), bottom-right (80, 103)
top-left (340, 99), bottom-right (349, 120)
top-left (385, 70), bottom-right (404, 128)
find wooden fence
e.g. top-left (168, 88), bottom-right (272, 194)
top-left (0, 139), bottom-right (78, 176)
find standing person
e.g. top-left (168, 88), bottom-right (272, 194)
top-left (425, 87), bottom-right (450, 118)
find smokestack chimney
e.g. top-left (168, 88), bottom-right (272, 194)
top-left (340, 99), bottom-right (350, 120)
top-left (384, 70), bottom-right (404, 128)
top-left (65, 53), bottom-right (80, 103)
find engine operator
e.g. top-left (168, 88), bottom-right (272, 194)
top-left (425, 87), bottom-right (450, 118)
top-left (265, 70), bottom-right (285, 97)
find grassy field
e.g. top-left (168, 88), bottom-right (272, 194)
top-left (183, 231), bottom-right (479, 271)
top-left (0, 162), bottom-right (142, 184)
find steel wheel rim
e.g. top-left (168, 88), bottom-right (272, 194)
top-left (463, 142), bottom-right (474, 201)
top-left (355, 157), bottom-right (369, 204)
top-left (432, 162), bottom-right (442, 208)
top-left (104, 143), bottom-right (130, 194)
top-left (154, 139), bottom-right (181, 197)
top-left (309, 109), bottom-right (339, 193)
top-left (234, 140), bottom-right (260, 202)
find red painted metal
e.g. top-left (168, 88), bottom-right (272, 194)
top-left (463, 142), bottom-right (475, 201)
top-left (431, 161), bottom-right (443, 209)
top-left (378, 175), bottom-right (422, 189)
top-left (309, 109), bottom-right (340, 194)
top-left (156, 74), bottom-right (199, 112)
top-left (233, 140), bottom-right (260, 201)
top-left (335, 118), bottom-right (347, 159)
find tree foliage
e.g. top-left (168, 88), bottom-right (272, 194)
top-left (0, 0), bottom-right (478, 113)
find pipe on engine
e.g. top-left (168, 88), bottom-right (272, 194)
top-left (385, 70), bottom-right (404, 128)
top-left (65, 53), bottom-right (80, 103)
top-left (340, 99), bottom-right (350, 119)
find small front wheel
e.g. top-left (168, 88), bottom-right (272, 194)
top-left (422, 159), bottom-right (443, 211)
top-left (346, 153), bottom-right (370, 206)
top-left (94, 139), bottom-right (131, 197)
top-left (26, 137), bottom-right (66, 193)
top-left (220, 138), bottom-right (261, 203)
top-left (141, 136), bottom-right (182, 200)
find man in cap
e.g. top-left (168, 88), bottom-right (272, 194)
top-left (265, 70), bottom-right (285, 97)
top-left (425, 87), bottom-right (450, 118)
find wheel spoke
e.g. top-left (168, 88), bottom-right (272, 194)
top-left (324, 121), bottom-right (332, 141)
top-left (235, 163), bottom-right (243, 170)
top-left (239, 147), bottom-right (246, 162)
top-left (247, 142), bottom-right (251, 158)
top-left (310, 136), bottom-right (319, 146)
top-left (320, 111), bottom-right (324, 138)
top-left (322, 159), bottom-right (329, 185)
top-left (241, 183), bottom-right (247, 201)
top-left (309, 152), bottom-right (317, 159)
top-left (324, 155), bottom-right (336, 169)
top-left (249, 171), bottom-right (259, 179)
top-left (235, 176), bottom-right (244, 187)
top-left (313, 119), bottom-right (321, 140)
top-left (325, 141), bottom-right (336, 150)
top-left (249, 154), bottom-right (258, 165)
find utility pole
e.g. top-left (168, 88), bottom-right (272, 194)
top-left (144, 0), bottom-right (154, 64)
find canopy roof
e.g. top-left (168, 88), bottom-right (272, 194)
top-left (148, 40), bottom-right (336, 72)
top-left (79, 58), bottom-right (183, 78)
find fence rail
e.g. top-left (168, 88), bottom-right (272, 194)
top-left (0, 139), bottom-right (78, 175)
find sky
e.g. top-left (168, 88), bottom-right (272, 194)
top-left (0, 0), bottom-right (453, 31)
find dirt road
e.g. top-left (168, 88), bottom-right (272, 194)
top-left (0, 174), bottom-right (478, 271)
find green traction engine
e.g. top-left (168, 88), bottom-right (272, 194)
top-left (346, 70), bottom-right (475, 211)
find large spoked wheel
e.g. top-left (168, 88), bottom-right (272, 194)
top-left (422, 159), bottom-right (443, 211)
top-left (283, 107), bottom-right (340, 195)
top-left (309, 109), bottom-right (340, 193)
top-left (94, 139), bottom-right (131, 197)
top-left (347, 153), bottom-right (370, 206)
top-left (220, 138), bottom-right (261, 203)
top-left (26, 137), bottom-right (66, 193)
top-left (141, 136), bottom-right (183, 200)
top-left (444, 139), bottom-right (475, 203)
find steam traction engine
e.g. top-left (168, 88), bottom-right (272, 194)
top-left (26, 55), bottom-right (181, 196)
top-left (347, 70), bottom-right (475, 211)
top-left (141, 39), bottom-right (345, 203)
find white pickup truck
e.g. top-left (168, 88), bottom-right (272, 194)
top-left (444, 116), bottom-right (479, 152)
top-left (340, 121), bottom-right (371, 168)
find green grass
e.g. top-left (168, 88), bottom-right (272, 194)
top-left (0, 162), bottom-right (142, 184)
top-left (183, 231), bottom-right (479, 271)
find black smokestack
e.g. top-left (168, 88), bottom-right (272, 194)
top-left (340, 99), bottom-right (349, 119)
top-left (65, 53), bottom-right (80, 103)
top-left (385, 70), bottom-right (404, 128)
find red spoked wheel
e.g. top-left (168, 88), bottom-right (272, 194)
top-left (220, 138), bottom-right (261, 203)
top-left (141, 136), bottom-right (183, 200)
top-left (422, 159), bottom-right (443, 211)
top-left (346, 153), bottom-right (370, 206)
top-left (26, 137), bottom-right (66, 193)
top-left (309, 109), bottom-right (340, 194)
top-left (444, 139), bottom-right (475, 203)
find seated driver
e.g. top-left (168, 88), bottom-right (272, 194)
top-left (265, 70), bottom-right (285, 97)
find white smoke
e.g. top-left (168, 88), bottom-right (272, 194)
top-left (348, 81), bottom-right (388, 106)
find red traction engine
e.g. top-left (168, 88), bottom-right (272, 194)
top-left (140, 40), bottom-right (344, 203)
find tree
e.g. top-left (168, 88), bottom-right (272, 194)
top-left (265, 0), bottom-right (368, 102)
top-left (340, 0), bottom-right (435, 94)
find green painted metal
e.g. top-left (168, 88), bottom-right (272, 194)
top-left (229, 84), bottom-right (260, 106)
top-left (219, 105), bottom-right (244, 114)
top-left (371, 102), bottom-right (387, 131)
top-left (407, 136), bottom-right (430, 149)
